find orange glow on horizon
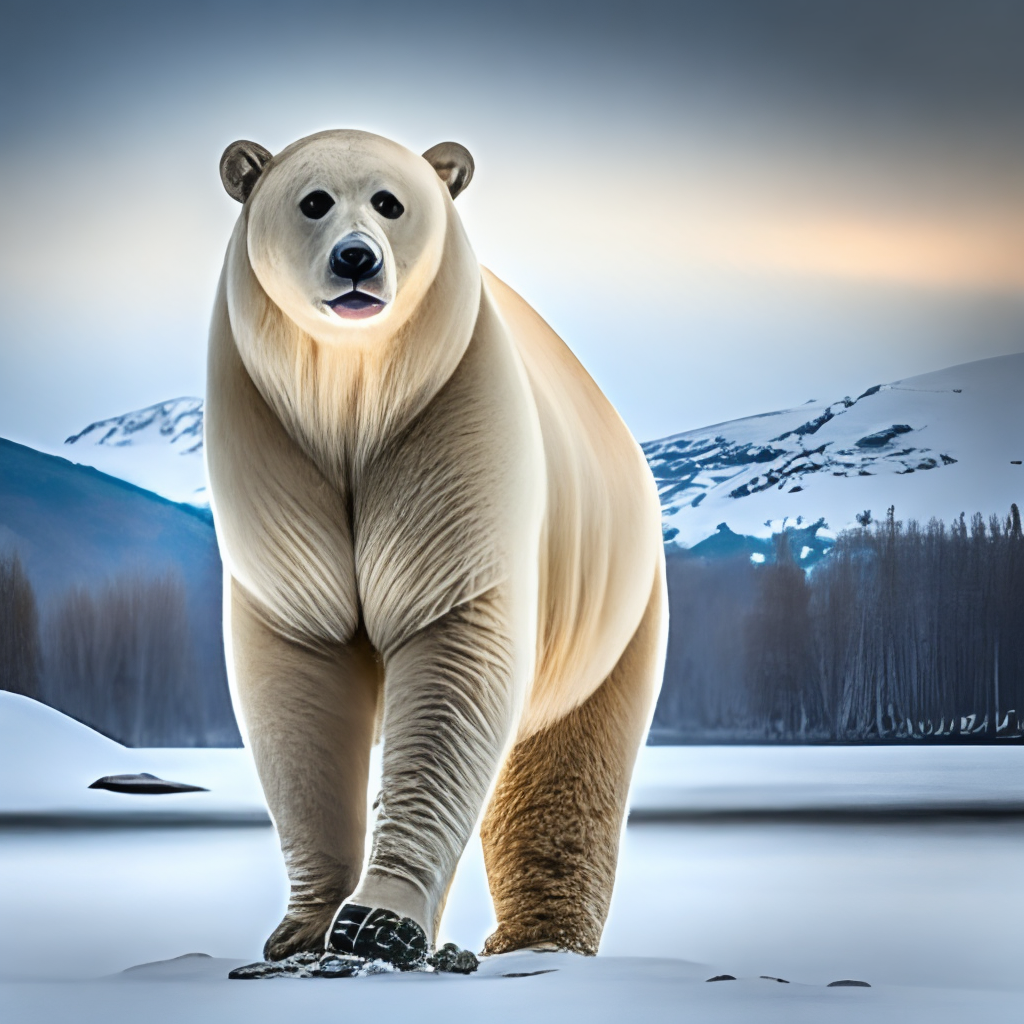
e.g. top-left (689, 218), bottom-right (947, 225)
top-left (705, 212), bottom-right (1024, 292)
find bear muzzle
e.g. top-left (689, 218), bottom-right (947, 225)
top-left (326, 232), bottom-right (387, 319)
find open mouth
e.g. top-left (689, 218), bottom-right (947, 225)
top-left (326, 291), bottom-right (386, 320)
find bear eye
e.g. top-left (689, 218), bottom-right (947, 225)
top-left (371, 190), bottom-right (404, 219)
top-left (299, 190), bottom-right (335, 219)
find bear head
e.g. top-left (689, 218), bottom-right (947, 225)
top-left (220, 131), bottom-right (475, 348)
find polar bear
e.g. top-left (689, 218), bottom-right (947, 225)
top-left (205, 130), bottom-right (667, 965)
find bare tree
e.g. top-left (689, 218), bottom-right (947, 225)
top-left (41, 570), bottom-right (203, 746)
top-left (744, 532), bottom-right (822, 739)
top-left (654, 505), bottom-right (1024, 743)
top-left (0, 551), bottom-right (42, 697)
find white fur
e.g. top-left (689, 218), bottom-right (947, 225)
top-left (205, 130), bottom-right (664, 942)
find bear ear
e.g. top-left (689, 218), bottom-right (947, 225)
top-left (220, 140), bottom-right (273, 203)
top-left (422, 142), bottom-right (474, 200)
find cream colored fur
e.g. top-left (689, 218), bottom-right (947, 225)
top-left (205, 130), bottom-right (665, 954)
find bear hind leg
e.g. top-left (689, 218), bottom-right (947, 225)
top-left (479, 566), bottom-right (665, 956)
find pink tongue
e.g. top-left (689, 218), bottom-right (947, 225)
top-left (331, 300), bottom-right (382, 320)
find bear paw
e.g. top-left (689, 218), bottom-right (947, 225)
top-left (483, 925), bottom-right (596, 957)
top-left (262, 908), bottom-right (335, 961)
top-left (327, 904), bottom-right (428, 970)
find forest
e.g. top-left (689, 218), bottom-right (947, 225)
top-left (0, 555), bottom-right (227, 746)
top-left (652, 504), bottom-right (1024, 743)
top-left (2, 503), bottom-right (1022, 746)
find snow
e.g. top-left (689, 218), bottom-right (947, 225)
top-left (5, 806), bottom-right (1023, 989)
top-left (9, 952), bottom-right (1020, 1024)
top-left (646, 352), bottom-right (1024, 547)
top-left (0, 693), bottom-right (265, 823)
top-left (630, 744), bottom-right (1024, 815)
top-left (6, 954), bottom-right (1023, 1024)
top-left (7, 692), bottom-right (1023, 822)
top-left (3, 691), bottom-right (1023, 1020)
top-left (45, 398), bottom-right (208, 506)
top-left (2, 826), bottom-right (1022, 1021)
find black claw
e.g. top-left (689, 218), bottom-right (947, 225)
top-left (327, 904), bottom-right (373, 953)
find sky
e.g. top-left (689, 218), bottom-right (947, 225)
top-left (1, 0), bottom-right (1022, 447)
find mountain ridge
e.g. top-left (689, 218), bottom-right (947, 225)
top-left (645, 351), bottom-right (1023, 548)
top-left (42, 350), bottom-right (1024, 549)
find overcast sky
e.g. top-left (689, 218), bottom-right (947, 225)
top-left (1, 0), bottom-right (1022, 447)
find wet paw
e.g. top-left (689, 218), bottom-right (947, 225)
top-left (229, 951), bottom-right (392, 980)
top-left (327, 904), bottom-right (428, 970)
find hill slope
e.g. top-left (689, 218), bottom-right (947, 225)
top-left (644, 352), bottom-right (1024, 548)
top-left (0, 438), bottom-right (238, 745)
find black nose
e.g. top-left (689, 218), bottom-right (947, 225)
top-left (329, 234), bottom-right (383, 282)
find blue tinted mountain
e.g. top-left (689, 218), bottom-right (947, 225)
top-left (0, 438), bottom-right (238, 746)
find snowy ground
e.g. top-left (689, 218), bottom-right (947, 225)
top-left (3, 817), bottom-right (1022, 1022)
top-left (3, 693), bottom-right (1023, 1021)
top-left (6, 693), bottom-right (1022, 822)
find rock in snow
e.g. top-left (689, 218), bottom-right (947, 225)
top-left (226, 943), bottom-right (479, 980)
top-left (88, 773), bottom-right (209, 795)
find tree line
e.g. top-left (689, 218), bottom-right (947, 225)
top-left (652, 505), bottom-right (1024, 743)
top-left (4, 503), bottom-right (1023, 746)
top-left (0, 553), bottom-right (221, 746)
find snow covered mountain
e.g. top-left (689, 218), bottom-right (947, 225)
top-left (59, 398), bottom-right (207, 505)
top-left (645, 352), bottom-right (1024, 549)
top-left (50, 353), bottom-right (1023, 536)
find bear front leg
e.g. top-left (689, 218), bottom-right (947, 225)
top-left (337, 592), bottom-right (519, 954)
top-left (229, 582), bottom-right (381, 960)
